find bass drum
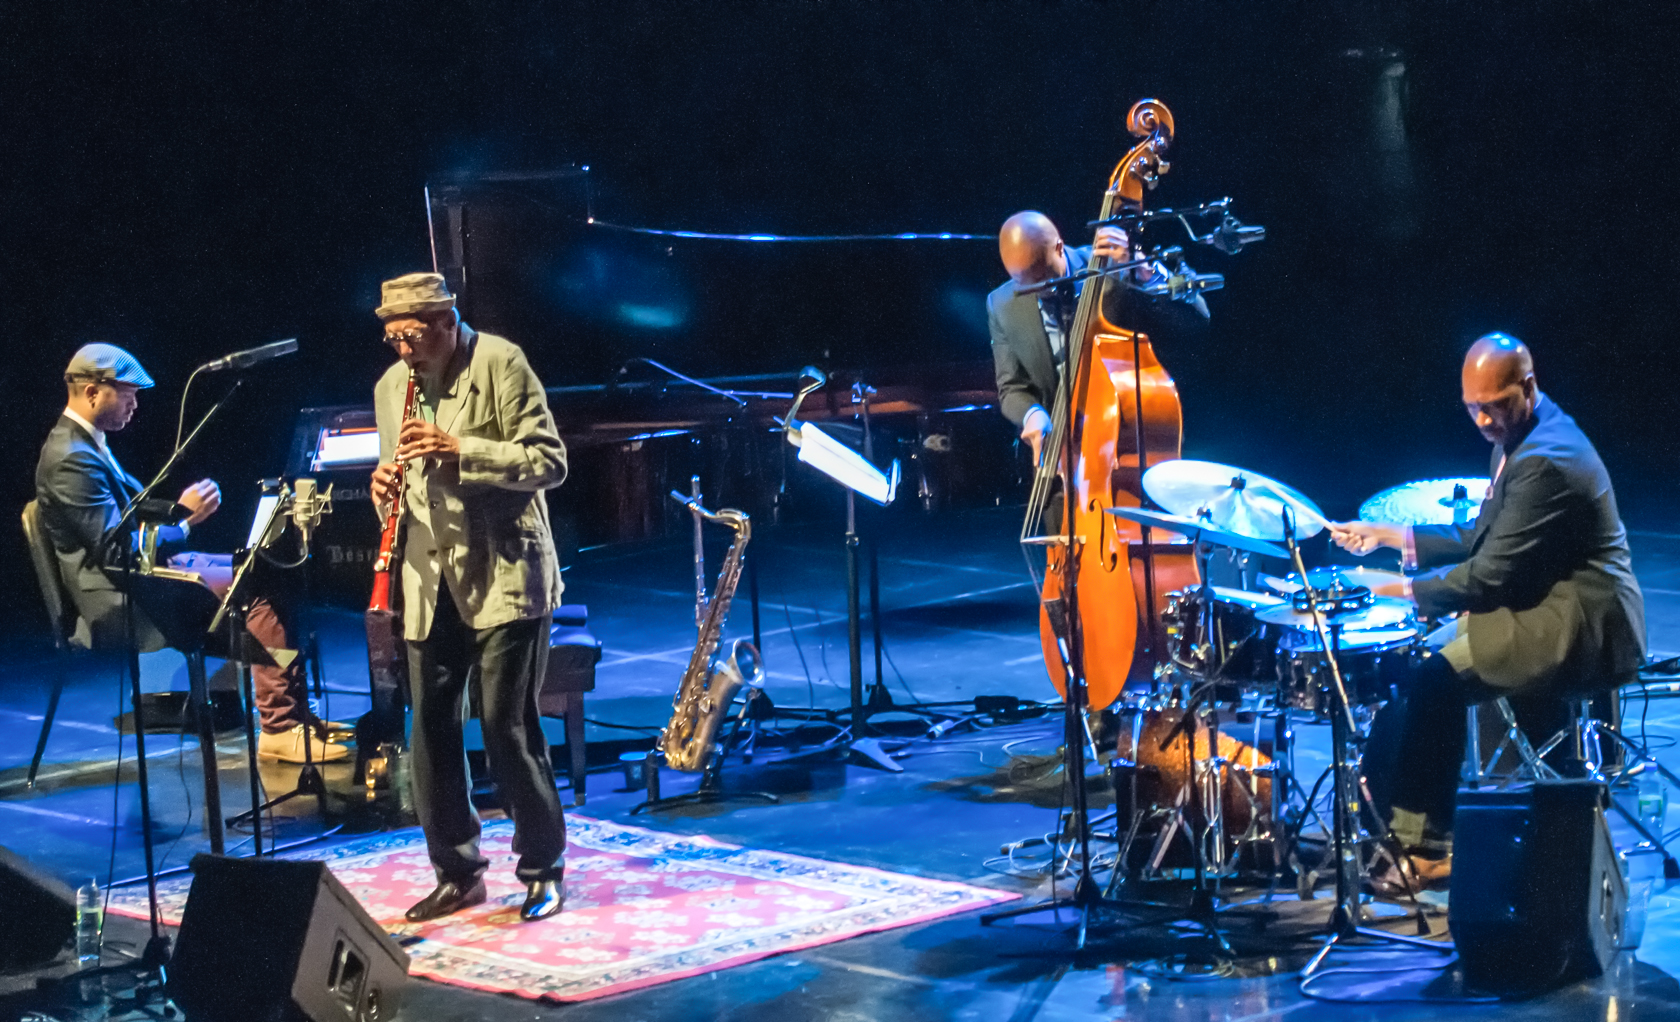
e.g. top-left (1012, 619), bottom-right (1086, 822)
top-left (1276, 627), bottom-right (1419, 719)
top-left (1114, 705), bottom-right (1281, 871)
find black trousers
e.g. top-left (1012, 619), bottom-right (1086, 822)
top-left (408, 585), bottom-right (566, 885)
top-left (1365, 654), bottom-right (1573, 846)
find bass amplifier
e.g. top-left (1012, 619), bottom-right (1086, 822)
top-left (1449, 779), bottom-right (1626, 995)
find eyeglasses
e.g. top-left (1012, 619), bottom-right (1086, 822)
top-left (384, 329), bottom-right (426, 348)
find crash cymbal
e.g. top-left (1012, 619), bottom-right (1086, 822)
top-left (1106, 505), bottom-right (1289, 559)
top-left (1358, 477), bottom-right (1490, 527)
top-left (1262, 566), bottom-right (1408, 595)
top-left (1142, 459), bottom-right (1327, 541)
top-left (1254, 596), bottom-right (1415, 631)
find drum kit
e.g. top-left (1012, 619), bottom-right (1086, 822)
top-left (1100, 461), bottom-right (1487, 911)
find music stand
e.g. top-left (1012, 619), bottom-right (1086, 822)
top-left (780, 367), bottom-right (905, 772)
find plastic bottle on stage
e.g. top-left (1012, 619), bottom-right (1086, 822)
top-left (1637, 764), bottom-right (1668, 832)
top-left (75, 878), bottom-right (102, 967)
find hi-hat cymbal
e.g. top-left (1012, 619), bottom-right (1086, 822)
top-left (1359, 477), bottom-right (1490, 527)
top-left (1262, 566), bottom-right (1408, 595)
top-left (1106, 505), bottom-right (1289, 559)
top-left (1143, 459), bottom-right (1327, 541)
top-left (1254, 596), bottom-right (1414, 631)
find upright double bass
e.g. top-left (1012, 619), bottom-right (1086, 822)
top-left (1022, 99), bottom-right (1198, 711)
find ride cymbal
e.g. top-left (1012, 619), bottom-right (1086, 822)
top-left (1143, 459), bottom-right (1327, 541)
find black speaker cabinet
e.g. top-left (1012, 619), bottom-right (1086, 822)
top-left (1449, 779), bottom-right (1627, 995)
top-left (169, 855), bottom-right (409, 1022)
top-left (0, 844), bottom-right (75, 970)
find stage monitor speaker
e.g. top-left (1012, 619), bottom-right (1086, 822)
top-left (0, 844), bottom-right (75, 970)
top-left (168, 854), bottom-right (409, 1022)
top-left (1449, 779), bottom-right (1627, 995)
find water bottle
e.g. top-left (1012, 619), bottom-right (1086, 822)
top-left (1637, 766), bottom-right (1668, 834)
top-left (75, 879), bottom-right (102, 967)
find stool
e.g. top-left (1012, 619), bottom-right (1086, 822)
top-left (1477, 681), bottom-right (1680, 878)
top-left (538, 605), bottom-right (602, 805)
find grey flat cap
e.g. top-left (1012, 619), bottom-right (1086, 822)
top-left (65, 344), bottom-right (154, 388)
top-left (376, 272), bottom-right (456, 320)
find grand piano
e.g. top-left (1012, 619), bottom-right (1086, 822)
top-left (285, 170), bottom-right (1022, 607)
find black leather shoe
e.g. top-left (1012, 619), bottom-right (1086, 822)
top-left (405, 879), bottom-right (487, 922)
top-left (520, 880), bottom-right (565, 922)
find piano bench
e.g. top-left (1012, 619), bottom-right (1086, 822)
top-left (538, 605), bottom-right (603, 806)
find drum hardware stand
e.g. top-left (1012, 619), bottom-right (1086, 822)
top-left (1278, 512), bottom-right (1452, 980)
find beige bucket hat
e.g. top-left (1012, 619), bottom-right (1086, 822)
top-left (376, 272), bottom-right (457, 320)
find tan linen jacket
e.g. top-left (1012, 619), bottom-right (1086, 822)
top-left (374, 325), bottom-right (567, 641)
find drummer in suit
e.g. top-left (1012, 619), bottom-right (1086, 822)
top-left (1331, 333), bottom-right (1646, 876)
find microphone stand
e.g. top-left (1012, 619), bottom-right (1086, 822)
top-left (1283, 510), bottom-right (1453, 977)
top-left (983, 276), bottom-right (1237, 956)
top-left (101, 379), bottom-right (241, 994)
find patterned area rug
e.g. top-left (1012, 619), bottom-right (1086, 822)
top-left (108, 815), bottom-right (1017, 1002)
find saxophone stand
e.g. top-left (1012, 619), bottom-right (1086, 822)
top-left (1279, 511), bottom-right (1452, 979)
top-left (633, 688), bottom-right (779, 814)
top-left (634, 487), bottom-right (779, 813)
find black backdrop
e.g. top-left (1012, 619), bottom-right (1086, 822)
top-left (6, 1), bottom-right (1679, 633)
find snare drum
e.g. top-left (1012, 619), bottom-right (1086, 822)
top-left (1161, 585), bottom-right (1286, 683)
top-left (1276, 626), bottom-right (1419, 717)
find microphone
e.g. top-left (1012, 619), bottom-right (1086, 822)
top-left (1207, 214), bottom-right (1266, 255)
top-left (290, 477), bottom-right (334, 558)
top-left (199, 338), bottom-right (298, 373)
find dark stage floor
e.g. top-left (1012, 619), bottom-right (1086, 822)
top-left (6, 504), bottom-right (1680, 1020)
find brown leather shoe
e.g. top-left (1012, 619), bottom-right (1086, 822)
top-left (1369, 852), bottom-right (1451, 898)
top-left (405, 879), bottom-right (487, 922)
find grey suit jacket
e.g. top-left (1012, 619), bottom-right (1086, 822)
top-left (1411, 394), bottom-right (1646, 691)
top-left (988, 246), bottom-right (1091, 428)
top-left (375, 325), bottom-right (567, 642)
top-left (33, 415), bottom-right (170, 651)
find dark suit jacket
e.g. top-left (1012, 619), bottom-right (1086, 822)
top-left (1411, 394), bottom-right (1645, 690)
top-left (988, 246), bottom-right (1090, 428)
top-left (34, 415), bottom-right (175, 650)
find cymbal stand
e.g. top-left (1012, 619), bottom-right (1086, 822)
top-left (1279, 511), bottom-right (1452, 978)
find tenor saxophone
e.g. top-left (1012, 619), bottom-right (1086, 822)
top-left (661, 495), bottom-right (763, 772)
